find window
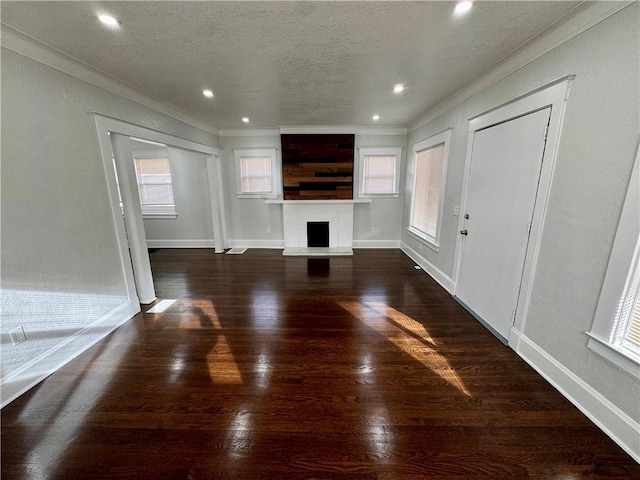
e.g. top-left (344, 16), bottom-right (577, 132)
top-left (134, 156), bottom-right (176, 216)
top-left (588, 146), bottom-right (640, 378)
top-left (234, 149), bottom-right (279, 198)
top-left (357, 147), bottom-right (402, 197)
top-left (616, 252), bottom-right (640, 354)
top-left (408, 130), bottom-right (451, 248)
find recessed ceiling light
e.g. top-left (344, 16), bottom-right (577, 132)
top-left (242, 117), bottom-right (250, 123)
top-left (202, 89), bottom-right (214, 98)
top-left (372, 114), bottom-right (380, 121)
top-left (454, 1), bottom-right (473, 16)
top-left (393, 83), bottom-right (405, 94)
top-left (98, 14), bottom-right (120, 29)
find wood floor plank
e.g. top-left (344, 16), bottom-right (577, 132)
top-left (2, 249), bottom-right (638, 479)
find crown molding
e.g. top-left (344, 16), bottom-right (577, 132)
top-left (219, 128), bottom-right (281, 137)
top-left (220, 126), bottom-right (407, 137)
top-left (355, 126), bottom-right (407, 136)
top-left (279, 125), bottom-right (407, 136)
top-left (408, 1), bottom-right (633, 133)
top-left (1, 25), bottom-right (219, 136)
top-left (279, 125), bottom-right (356, 135)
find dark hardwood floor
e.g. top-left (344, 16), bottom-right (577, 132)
top-left (2, 249), bottom-right (638, 479)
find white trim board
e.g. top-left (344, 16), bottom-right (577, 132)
top-left (1, 300), bottom-right (139, 408)
top-left (91, 113), bottom-right (220, 155)
top-left (228, 239), bottom-right (401, 250)
top-left (279, 126), bottom-right (407, 136)
top-left (511, 331), bottom-right (640, 463)
top-left (408, 1), bottom-right (632, 132)
top-left (146, 239), bottom-right (216, 249)
top-left (220, 128), bottom-right (281, 137)
top-left (400, 241), bottom-right (455, 293)
top-left (1, 26), bottom-right (218, 136)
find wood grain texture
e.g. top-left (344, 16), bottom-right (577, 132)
top-left (281, 134), bottom-right (354, 200)
top-left (2, 249), bottom-right (639, 479)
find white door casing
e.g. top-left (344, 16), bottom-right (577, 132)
top-left (453, 77), bottom-right (573, 344)
top-left (93, 114), bottom-right (224, 306)
top-left (456, 108), bottom-right (551, 341)
top-left (110, 133), bottom-right (157, 304)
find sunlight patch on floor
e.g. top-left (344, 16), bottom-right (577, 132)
top-left (206, 301), bottom-right (243, 385)
top-left (339, 301), bottom-right (470, 397)
top-left (172, 300), bottom-right (243, 385)
top-left (365, 302), bottom-right (438, 347)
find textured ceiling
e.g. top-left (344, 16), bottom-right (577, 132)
top-left (1, 1), bottom-right (587, 129)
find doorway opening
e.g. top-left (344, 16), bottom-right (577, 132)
top-left (94, 114), bottom-right (225, 305)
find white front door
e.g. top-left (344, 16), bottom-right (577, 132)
top-left (456, 107), bottom-right (551, 341)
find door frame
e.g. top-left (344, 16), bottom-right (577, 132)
top-left (452, 76), bottom-right (573, 345)
top-left (92, 113), bottom-right (226, 305)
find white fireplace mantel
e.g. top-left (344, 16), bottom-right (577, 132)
top-left (266, 199), bottom-right (371, 256)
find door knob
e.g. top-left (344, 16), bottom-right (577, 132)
top-left (460, 229), bottom-right (468, 236)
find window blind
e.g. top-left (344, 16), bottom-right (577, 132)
top-left (362, 155), bottom-right (396, 194)
top-left (611, 239), bottom-right (640, 356)
top-left (411, 144), bottom-right (444, 238)
top-left (625, 296), bottom-right (640, 348)
top-left (240, 157), bottom-right (272, 193)
top-left (135, 157), bottom-right (174, 207)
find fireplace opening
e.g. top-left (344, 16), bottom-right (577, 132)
top-left (307, 221), bottom-right (329, 248)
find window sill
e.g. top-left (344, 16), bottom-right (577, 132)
top-left (357, 193), bottom-right (400, 199)
top-left (586, 333), bottom-right (640, 379)
top-left (407, 227), bottom-right (439, 252)
top-left (142, 213), bottom-right (178, 220)
top-left (237, 193), bottom-right (278, 199)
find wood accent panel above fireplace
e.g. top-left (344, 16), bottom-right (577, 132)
top-left (281, 134), bottom-right (354, 200)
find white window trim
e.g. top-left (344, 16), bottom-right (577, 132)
top-left (407, 129), bottom-right (451, 249)
top-left (587, 145), bottom-right (640, 379)
top-left (356, 147), bottom-right (402, 198)
top-left (234, 148), bottom-right (280, 199)
top-left (141, 209), bottom-right (178, 220)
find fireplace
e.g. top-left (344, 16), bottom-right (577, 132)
top-left (280, 200), bottom-right (355, 256)
top-left (307, 222), bottom-right (329, 247)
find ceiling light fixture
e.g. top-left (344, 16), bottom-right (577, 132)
top-left (242, 117), bottom-right (250, 123)
top-left (454, 1), bottom-right (473, 16)
top-left (98, 14), bottom-right (120, 29)
top-left (372, 114), bottom-right (380, 121)
top-left (202, 89), bottom-right (214, 98)
top-left (393, 83), bottom-right (405, 94)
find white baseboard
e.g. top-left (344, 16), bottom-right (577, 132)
top-left (228, 239), bottom-right (400, 249)
top-left (146, 239), bottom-right (215, 248)
top-left (0, 300), bottom-right (139, 408)
top-left (353, 239), bottom-right (401, 249)
top-left (400, 241), bottom-right (455, 293)
top-left (512, 331), bottom-right (640, 463)
top-left (228, 239), bottom-right (285, 249)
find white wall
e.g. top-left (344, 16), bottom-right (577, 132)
top-left (0, 47), bottom-right (219, 405)
top-left (353, 134), bottom-right (406, 248)
top-left (136, 146), bottom-right (215, 248)
top-left (220, 134), bottom-right (284, 248)
top-left (220, 132), bottom-right (406, 248)
top-left (402, 3), bottom-right (639, 454)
